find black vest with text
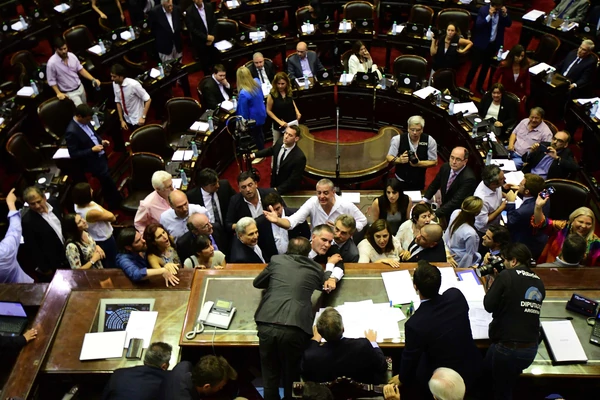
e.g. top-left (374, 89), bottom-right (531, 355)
top-left (395, 133), bottom-right (430, 190)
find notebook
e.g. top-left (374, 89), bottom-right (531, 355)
top-left (0, 302), bottom-right (28, 337)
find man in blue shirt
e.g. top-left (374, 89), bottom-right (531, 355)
top-left (0, 189), bottom-right (34, 284)
top-left (115, 227), bottom-right (179, 286)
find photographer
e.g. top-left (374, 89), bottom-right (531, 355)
top-left (483, 243), bottom-right (545, 400)
top-left (521, 131), bottom-right (578, 180)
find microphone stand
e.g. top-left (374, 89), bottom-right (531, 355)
top-left (335, 107), bottom-right (341, 195)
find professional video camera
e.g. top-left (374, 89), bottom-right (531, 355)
top-left (231, 117), bottom-right (256, 155)
top-left (475, 255), bottom-right (505, 278)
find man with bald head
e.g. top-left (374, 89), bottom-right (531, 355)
top-left (423, 146), bottom-right (477, 222)
top-left (159, 190), bottom-right (207, 240)
top-left (249, 52), bottom-right (275, 87)
top-left (176, 212), bottom-right (223, 262)
top-left (401, 224), bottom-right (447, 263)
top-left (287, 41), bottom-right (324, 79)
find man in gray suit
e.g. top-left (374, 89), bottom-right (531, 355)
top-left (333, 214), bottom-right (359, 263)
top-left (253, 237), bottom-right (331, 400)
top-left (550, 0), bottom-right (589, 23)
top-left (287, 41), bottom-right (325, 79)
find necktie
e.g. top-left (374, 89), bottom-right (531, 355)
top-left (446, 171), bottom-right (457, 191)
top-left (209, 234), bottom-right (218, 250)
top-left (563, 57), bottom-right (580, 77)
top-left (119, 85), bottom-right (128, 115)
top-left (408, 239), bottom-right (419, 256)
top-left (258, 69), bottom-right (264, 83)
top-left (211, 193), bottom-right (222, 226)
top-left (277, 147), bottom-right (287, 174)
top-left (558, 0), bottom-right (575, 19)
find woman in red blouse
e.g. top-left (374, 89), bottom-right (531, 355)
top-left (492, 44), bottom-right (530, 104)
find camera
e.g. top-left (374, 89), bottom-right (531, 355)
top-left (540, 186), bottom-right (556, 200)
top-left (232, 117), bottom-right (256, 154)
top-left (539, 141), bottom-right (551, 153)
top-left (408, 150), bottom-right (419, 165)
top-left (475, 255), bottom-right (505, 278)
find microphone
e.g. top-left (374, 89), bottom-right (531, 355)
top-left (540, 316), bottom-right (574, 320)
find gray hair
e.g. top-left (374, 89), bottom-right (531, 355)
top-left (407, 115), bottom-right (425, 129)
top-left (482, 165), bottom-right (502, 187)
top-left (143, 342), bottom-right (172, 368)
top-left (253, 52), bottom-right (264, 60)
top-left (316, 178), bottom-right (334, 189)
top-left (529, 107), bottom-right (545, 118)
top-left (582, 39), bottom-right (595, 51)
top-left (312, 224), bottom-right (334, 236)
top-left (428, 367), bottom-right (466, 400)
top-left (152, 170), bottom-right (172, 190)
top-left (335, 214), bottom-right (356, 233)
top-left (23, 186), bottom-right (44, 202)
top-left (235, 217), bottom-right (256, 236)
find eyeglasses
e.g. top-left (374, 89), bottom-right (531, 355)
top-left (408, 128), bottom-right (423, 133)
top-left (449, 156), bottom-right (465, 162)
top-left (552, 137), bottom-right (566, 143)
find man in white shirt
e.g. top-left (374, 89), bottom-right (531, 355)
top-left (111, 63), bottom-right (152, 132)
top-left (249, 52), bottom-right (275, 91)
top-left (159, 190), bottom-right (207, 240)
top-left (263, 178), bottom-right (368, 232)
top-left (474, 164), bottom-right (506, 233)
top-left (134, 171), bottom-right (174, 233)
top-left (200, 64), bottom-right (232, 110)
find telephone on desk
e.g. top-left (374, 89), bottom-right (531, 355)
top-left (185, 300), bottom-right (236, 340)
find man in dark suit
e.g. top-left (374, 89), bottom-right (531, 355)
top-left (176, 213), bottom-right (225, 262)
top-left (399, 260), bottom-right (483, 397)
top-left (249, 52), bottom-right (276, 85)
top-left (185, 0), bottom-right (217, 74)
top-left (551, 0), bottom-right (590, 23)
top-left (287, 41), bottom-right (325, 79)
top-left (505, 173), bottom-right (550, 260)
top-left (199, 64), bottom-right (233, 110)
top-left (256, 192), bottom-right (310, 262)
top-left (554, 39), bottom-right (597, 98)
top-left (102, 342), bottom-right (171, 400)
top-left (464, 0), bottom-right (512, 93)
top-left (251, 126), bottom-right (307, 195)
top-left (402, 224), bottom-right (447, 263)
top-left (302, 307), bottom-right (388, 384)
top-left (148, 0), bottom-right (182, 61)
top-left (522, 130), bottom-right (578, 179)
top-left (21, 187), bottom-right (67, 279)
top-left (65, 104), bottom-right (122, 209)
top-left (309, 224), bottom-right (343, 291)
top-left (423, 146), bottom-right (478, 222)
top-left (254, 237), bottom-right (331, 400)
top-left (225, 171), bottom-right (277, 232)
top-left (333, 214), bottom-right (359, 263)
top-left (230, 217), bottom-right (265, 263)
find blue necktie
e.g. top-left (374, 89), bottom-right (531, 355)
top-left (558, 0), bottom-right (576, 19)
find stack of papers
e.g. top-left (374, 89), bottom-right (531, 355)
top-left (214, 40), bottom-right (233, 51)
top-left (314, 300), bottom-right (404, 341)
top-left (391, 25), bottom-right (405, 35)
top-left (301, 24), bottom-right (315, 34)
top-left (491, 159), bottom-right (517, 171)
top-left (16, 86), bottom-right (34, 97)
top-left (453, 102), bottom-right (478, 116)
top-left (381, 270), bottom-right (420, 308)
top-left (190, 121), bottom-right (209, 132)
top-left (88, 45), bottom-right (103, 55)
top-left (523, 9), bottom-right (546, 21)
top-left (249, 31), bottom-right (266, 41)
top-left (529, 62), bottom-right (553, 75)
top-left (11, 21), bottom-right (26, 31)
top-left (149, 68), bottom-right (161, 79)
top-left (54, 3), bottom-right (70, 12)
top-left (468, 301), bottom-right (493, 339)
top-left (338, 73), bottom-right (354, 84)
top-left (220, 100), bottom-right (234, 111)
top-left (80, 331), bottom-right (127, 360)
top-left (124, 311), bottom-right (158, 348)
top-left (53, 148), bottom-right (71, 159)
top-left (172, 150), bottom-right (193, 161)
top-left (413, 86), bottom-right (440, 99)
top-left (504, 170), bottom-right (525, 187)
top-left (120, 30), bottom-right (133, 41)
top-left (339, 21), bottom-right (352, 32)
top-left (225, 0), bottom-right (239, 8)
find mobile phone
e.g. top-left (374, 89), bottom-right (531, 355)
top-left (540, 186), bottom-right (556, 199)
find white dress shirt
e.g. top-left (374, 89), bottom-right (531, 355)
top-left (285, 194), bottom-right (368, 231)
top-left (271, 209), bottom-right (288, 255)
top-left (244, 191), bottom-right (263, 218)
top-left (163, 6), bottom-right (174, 31)
top-left (159, 204), bottom-right (208, 240)
top-left (39, 203), bottom-right (64, 244)
top-left (113, 77), bottom-right (151, 125)
top-left (309, 249), bottom-right (344, 281)
top-left (201, 188), bottom-right (223, 225)
top-left (212, 75), bottom-right (230, 101)
top-left (195, 4), bottom-right (208, 30)
top-left (474, 181), bottom-right (503, 232)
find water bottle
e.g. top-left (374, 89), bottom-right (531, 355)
top-left (98, 39), bottom-right (106, 54)
top-left (562, 17), bottom-right (569, 31)
top-left (208, 116), bottom-right (214, 131)
top-left (342, 19), bottom-right (347, 33)
top-left (19, 15), bottom-right (27, 29)
top-left (546, 13), bottom-right (553, 26)
top-left (93, 113), bottom-right (100, 129)
top-left (231, 96), bottom-right (237, 110)
top-left (485, 149), bottom-right (493, 166)
top-left (448, 100), bottom-right (455, 115)
top-left (426, 25), bottom-right (433, 40)
top-left (381, 76), bottom-right (386, 89)
top-left (304, 74), bottom-right (309, 89)
top-left (496, 45), bottom-right (503, 60)
top-left (191, 140), bottom-right (198, 158)
top-left (158, 63), bottom-right (165, 78)
top-left (392, 21), bottom-right (397, 35)
top-left (180, 169), bottom-right (188, 186)
top-left (129, 25), bottom-right (135, 40)
top-left (546, 68), bottom-right (554, 84)
top-left (435, 92), bottom-right (442, 107)
top-left (342, 71), bottom-right (347, 85)
top-left (472, 122), bottom-right (478, 138)
top-left (30, 80), bottom-right (39, 95)
top-left (591, 101), bottom-right (599, 116)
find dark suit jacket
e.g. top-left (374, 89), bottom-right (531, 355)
top-left (406, 240), bottom-right (447, 263)
top-left (554, 49), bottom-right (597, 88)
top-left (472, 5), bottom-right (512, 50)
top-left (225, 188), bottom-right (278, 232)
top-left (423, 163), bottom-right (478, 220)
top-left (184, 2), bottom-right (216, 49)
top-left (255, 140), bottom-right (307, 194)
top-left (313, 244), bottom-right (344, 275)
top-left (21, 198), bottom-right (66, 272)
top-left (187, 179), bottom-right (235, 225)
top-left (65, 119), bottom-right (108, 173)
top-left (301, 338), bottom-right (388, 384)
top-left (102, 365), bottom-right (167, 400)
top-left (551, 0), bottom-right (590, 23)
top-left (199, 76), bottom-right (233, 110)
top-left (506, 197), bottom-right (550, 259)
top-left (256, 207), bottom-right (310, 262)
top-left (287, 51), bottom-right (325, 79)
top-left (230, 237), bottom-right (265, 263)
top-left (338, 238), bottom-right (359, 263)
top-left (477, 91), bottom-right (519, 134)
top-left (159, 361), bottom-right (199, 400)
top-left (248, 59), bottom-right (276, 84)
top-left (254, 254), bottom-right (326, 335)
top-left (522, 147), bottom-right (578, 179)
top-left (148, 4), bottom-right (183, 55)
top-left (399, 288), bottom-right (483, 393)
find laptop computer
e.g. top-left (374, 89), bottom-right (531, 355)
top-left (355, 19), bottom-right (374, 33)
top-left (236, 31), bottom-right (251, 45)
top-left (0, 302), bottom-right (28, 337)
top-left (264, 21), bottom-right (283, 37)
top-left (316, 68), bottom-right (333, 83)
top-left (318, 20), bottom-right (336, 33)
top-left (356, 71), bottom-right (378, 86)
top-left (396, 73), bottom-right (418, 90)
top-left (405, 22), bottom-right (425, 37)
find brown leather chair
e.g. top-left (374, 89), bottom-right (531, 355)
top-left (295, 6), bottom-right (312, 31)
top-left (393, 55), bottom-right (428, 82)
top-left (37, 97), bottom-right (76, 142)
top-left (544, 179), bottom-right (589, 221)
top-left (165, 97), bottom-right (203, 145)
top-left (436, 8), bottom-right (471, 39)
top-left (431, 68), bottom-right (471, 101)
top-left (530, 34), bottom-right (561, 65)
top-left (129, 124), bottom-right (174, 160)
top-left (63, 25), bottom-right (96, 55)
top-left (10, 50), bottom-right (41, 79)
top-left (342, 1), bottom-right (375, 21)
top-left (120, 152), bottom-right (165, 213)
top-left (409, 4), bottom-right (434, 27)
top-left (98, 17), bottom-right (112, 33)
top-left (544, 119), bottom-right (558, 135)
top-left (5, 132), bottom-right (59, 183)
top-left (214, 19), bottom-right (239, 43)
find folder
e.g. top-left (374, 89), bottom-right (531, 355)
top-left (541, 320), bottom-right (588, 364)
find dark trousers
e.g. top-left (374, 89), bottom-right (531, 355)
top-left (252, 125), bottom-right (265, 150)
top-left (257, 323), bottom-right (310, 400)
top-left (484, 342), bottom-right (537, 400)
top-left (465, 43), bottom-right (499, 91)
top-left (96, 234), bottom-right (118, 269)
top-left (90, 157), bottom-right (122, 210)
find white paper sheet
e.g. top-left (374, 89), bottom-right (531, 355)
top-left (455, 280), bottom-right (486, 302)
top-left (11, 21), bottom-right (25, 31)
top-left (225, 0), bottom-right (239, 8)
top-left (124, 311), bottom-right (158, 348)
top-left (172, 150), bottom-right (193, 161)
top-left (249, 31), bottom-right (266, 40)
top-left (542, 320), bottom-right (588, 362)
top-left (438, 267), bottom-right (458, 294)
top-left (413, 86), bottom-right (440, 99)
top-left (529, 62), bottom-right (553, 75)
top-left (220, 100), bottom-right (234, 111)
top-left (120, 30), bottom-right (133, 41)
top-left (504, 170), bottom-right (525, 187)
top-left (261, 82), bottom-right (272, 97)
top-left (0, 117), bottom-right (4, 126)
top-left (301, 24), bottom-right (315, 34)
top-left (149, 68), bottom-right (160, 79)
top-left (453, 102), bottom-right (478, 116)
top-left (287, 119), bottom-right (299, 127)
top-left (172, 178), bottom-right (182, 189)
top-left (53, 148), bottom-right (71, 159)
top-left (17, 86), bottom-right (34, 97)
top-left (339, 21), bottom-right (351, 31)
top-left (340, 192), bottom-right (360, 204)
top-left (523, 10), bottom-right (546, 21)
top-left (214, 40), bottom-right (233, 51)
top-left (561, 22), bottom-right (579, 32)
top-left (491, 159), bottom-right (517, 171)
top-left (80, 331), bottom-right (127, 360)
top-left (338, 73), bottom-right (354, 84)
top-left (404, 191), bottom-right (423, 202)
top-left (391, 25), bottom-right (405, 35)
top-left (381, 270), bottom-right (420, 306)
top-left (88, 45), bottom-right (103, 55)
top-left (498, 50), bottom-right (509, 60)
top-left (190, 121), bottom-right (209, 132)
top-left (576, 97), bottom-right (600, 105)
top-left (468, 301), bottom-right (493, 339)
top-left (54, 3), bottom-right (70, 12)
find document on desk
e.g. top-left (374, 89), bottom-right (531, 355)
top-left (405, 191), bottom-right (423, 202)
top-left (190, 121), bottom-right (209, 132)
top-left (149, 68), bottom-right (161, 79)
top-left (172, 178), bottom-right (182, 189)
top-left (125, 311), bottom-right (158, 348)
top-left (542, 320), bottom-right (588, 364)
top-left (340, 192), bottom-right (360, 204)
top-left (522, 10), bottom-right (546, 21)
top-left (452, 102), bottom-right (478, 116)
top-left (438, 267), bottom-right (458, 295)
top-left (221, 100), bottom-right (234, 111)
top-left (504, 171), bottom-right (524, 187)
top-left (214, 40), bottom-right (233, 51)
top-left (382, 270), bottom-right (420, 306)
top-left (53, 148), bottom-right (71, 159)
top-left (455, 280), bottom-right (485, 302)
top-left (576, 97), bottom-right (600, 105)
top-left (529, 62), bottom-right (552, 75)
top-left (468, 301), bottom-right (492, 340)
top-left (491, 159), bottom-right (517, 171)
top-left (80, 331), bottom-right (127, 360)
top-left (88, 45), bottom-right (103, 55)
top-left (172, 150), bottom-right (193, 161)
top-left (17, 86), bottom-right (34, 97)
top-left (413, 86), bottom-right (439, 99)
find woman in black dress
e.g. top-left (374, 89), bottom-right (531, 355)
top-left (266, 72), bottom-right (301, 143)
top-left (92, 0), bottom-right (125, 30)
top-left (430, 23), bottom-right (472, 71)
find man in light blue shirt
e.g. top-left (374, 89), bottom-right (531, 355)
top-left (0, 189), bottom-right (34, 283)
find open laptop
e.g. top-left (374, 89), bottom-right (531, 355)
top-left (405, 22), bottom-right (425, 37)
top-left (355, 19), bottom-right (374, 33)
top-left (0, 301), bottom-right (28, 337)
top-left (264, 21), bottom-right (283, 37)
top-left (318, 20), bottom-right (336, 34)
top-left (316, 68), bottom-right (333, 83)
top-left (356, 71), bottom-right (378, 86)
top-left (396, 73), bottom-right (418, 90)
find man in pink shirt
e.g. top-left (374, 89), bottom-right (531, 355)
top-left (46, 37), bottom-right (100, 106)
top-left (134, 171), bottom-right (174, 233)
top-left (507, 107), bottom-right (553, 170)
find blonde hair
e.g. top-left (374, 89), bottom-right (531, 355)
top-left (236, 66), bottom-right (260, 94)
top-left (569, 207), bottom-right (596, 241)
top-left (449, 196), bottom-right (483, 236)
